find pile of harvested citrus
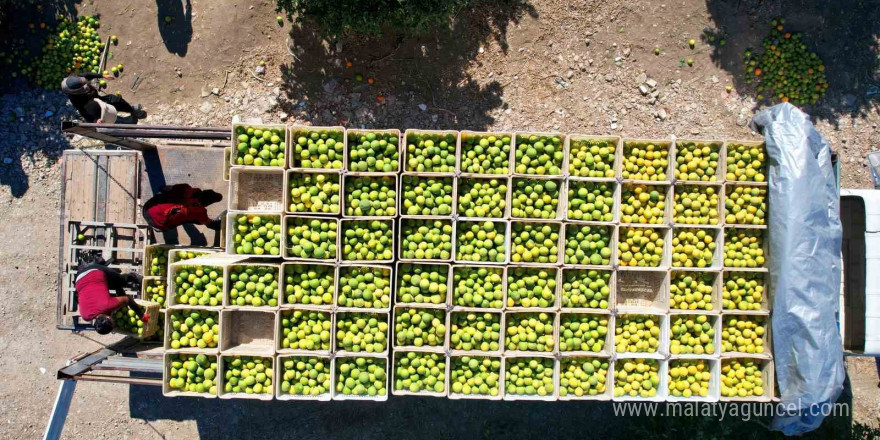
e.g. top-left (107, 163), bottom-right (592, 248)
top-left (26, 15), bottom-right (105, 88)
top-left (744, 19), bottom-right (828, 105)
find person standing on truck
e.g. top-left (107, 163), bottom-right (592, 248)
top-left (61, 72), bottom-right (147, 124)
top-left (142, 184), bottom-right (224, 232)
top-left (75, 253), bottom-right (148, 335)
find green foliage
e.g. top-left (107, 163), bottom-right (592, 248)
top-left (275, 0), bottom-right (479, 35)
top-left (852, 422), bottom-right (880, 439)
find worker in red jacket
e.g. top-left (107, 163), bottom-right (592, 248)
top-left (142, 184), bottom-right (223, 232)
top-left (75, 253), bottom-right (147, 334)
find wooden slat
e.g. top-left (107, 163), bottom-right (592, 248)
top-left (64, 154), bottom-right (97, 222)
top-left (105, 154), bottom-right (139, 224)
top-left (95, 156), bottom-right (108, 222)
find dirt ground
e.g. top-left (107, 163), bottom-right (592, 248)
top-left (0, 0), bottom-right (878, 438)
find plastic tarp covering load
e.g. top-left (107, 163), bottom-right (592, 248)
top-left (749, 103), bottom-right (844, 435)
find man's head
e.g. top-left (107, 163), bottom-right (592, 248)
top-left (93, 315), bottom-right (114, 335)
top-left (61, 75), bottom-right (93, 96)
top-left (77, 250), bottom-right (107, 269)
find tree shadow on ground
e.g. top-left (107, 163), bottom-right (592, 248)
top-left (155, 0), bottom-right (193, 57)
top-left (0, 90), bottom-right (72, 198)
top-left (126, 372), bottom-right (870, 440)
top-left (0, 0), bottom-right (80, 38)
top-left (0, 0), bottom-right (83, 93)
top-left (704, 0), bottom-right (879, 129)
top-left (0, 1), bottom-right (82, 197)
top-left (277, 0), bottom-right (537, 131)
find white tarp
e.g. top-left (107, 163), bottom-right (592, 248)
top-left (750, 103), bottom-right (845, 435)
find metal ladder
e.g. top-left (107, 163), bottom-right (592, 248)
top-left (45, 338), bottom-right (164, 440)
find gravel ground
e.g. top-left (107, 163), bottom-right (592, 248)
top-left (0, 0), bottom-right (878, 438)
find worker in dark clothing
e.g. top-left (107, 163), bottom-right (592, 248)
top-left (143, 184), bottom-right (224, 232)
top-left (61, 72), bottom-right (147, 124)
top-left (74, 253), bottom-right (148, 335)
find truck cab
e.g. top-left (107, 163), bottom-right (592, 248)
top-left (840, 189), bottom-right (880, 355)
